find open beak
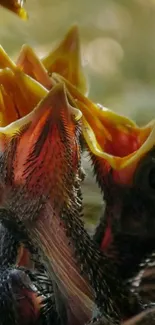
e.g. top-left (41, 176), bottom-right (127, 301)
top-left (16, 45), bottom-right (55, 89)
top-left (0, 82), bottom-right (82, 247)
top-left (0, 82), bottom-right (82, 190)
top-left (0, 45), bottom-right (55, 89)
top-left (42, 25), bottom-right (88, 95)
top-left (0, 0), bottom-right (28, 20)
top-left (0, 26), bottom-right (87, 94)
top-left (13, 83), bottom-right (81, 195)
top-left (52, 73), bottom-right (155, 173)
top-left (0, 68), bottom-right (48, 126)
top-left (1, 37), bottom-right (153, 176)
top-left (82, 114), bottom-right (155, 171)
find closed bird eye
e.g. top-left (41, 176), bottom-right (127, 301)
top-left (148, 167), bottom-right (155, 190)
top-left (134, 151), bottom-right (155, 192)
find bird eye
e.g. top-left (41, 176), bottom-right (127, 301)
top-left (134, 153), bottom-right (155, 191)
top-left (148, 167), bottom-right (155, 189)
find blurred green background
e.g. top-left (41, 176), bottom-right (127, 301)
top-left (1, 0), bottom-right (155, 230)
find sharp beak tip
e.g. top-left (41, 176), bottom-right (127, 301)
top-left (15, 7), bottom-right (28, 20)
top-left (0, 3), bottom-right (28, 20)
top-left (63, 24), bottom-right (80, 45)
top-left (35, 82), bottom-right (81, 127)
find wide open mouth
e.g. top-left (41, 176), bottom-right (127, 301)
top-left (83, 119), bottom-right (155, 172)
top-left (0, 25), bottom-right (154, 174)
top-left (0, 66), bottom-right (154, 191)
top-left (0, 82), bottom-right (82, 214)
top-left (52, 73), bottom-right (155, 173)
top-left (0, 68), bottom-right (48, 126)
top-left (0, 25), bottom-right (86, 127)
